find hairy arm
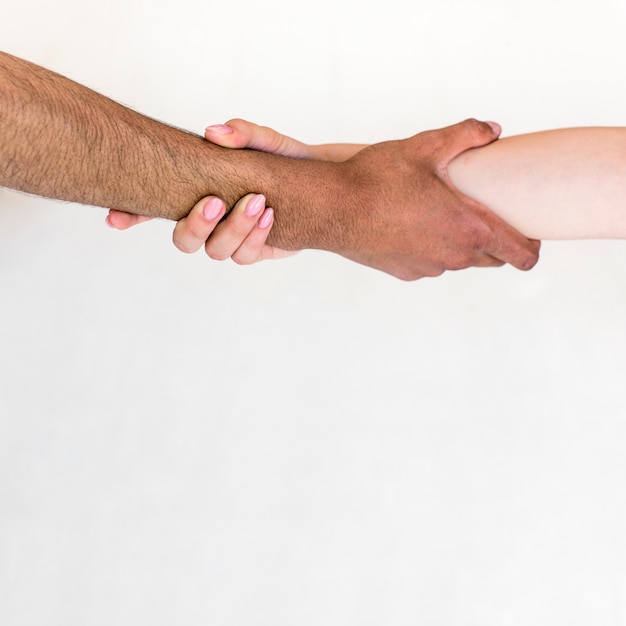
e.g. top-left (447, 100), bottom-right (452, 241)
top-left (0, 52), bottom-right (230, 214)
top-left (449, 128), bottom-right (626, 240)
top-left (0, 51), bottom-right (341, 249)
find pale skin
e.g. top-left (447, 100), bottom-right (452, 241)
top-left (110, 122), bottom-right (626, 256)
top-left (0, 51), bottom-right (539, 280)
top-left (449, 128), bottom-right (626, 240)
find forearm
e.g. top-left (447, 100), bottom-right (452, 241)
top-left (0, 51), bottom-right (342, 249)
top-left (1, 52), bottom-right (232, 216)
top-left (448, 128), bottom-right (626, 240)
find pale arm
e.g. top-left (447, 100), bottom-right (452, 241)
top-left (448, 128), bottom-right (626, 240)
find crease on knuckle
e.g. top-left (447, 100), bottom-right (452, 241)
top-left (264, 129), bottom-right (289, 155)
top-left (230, 250), bottom-right (255, 265)
top-left (205, 247), bottom-right (228, 261)
top-left (442, 221), bottom-right (494, 270)
top-left (231, 253), bottom-right (253, 266)
top-left (468, 220), bottom-right (494, 252)
top-left (462, 118), bottom-right (484, 135)
top-left (186, 224), bottom-right (210, 242)
top-left (173, 240), bottom-right (195, 254)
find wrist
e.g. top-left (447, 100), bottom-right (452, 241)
top-left (233, 151), bottom-right (350, 252)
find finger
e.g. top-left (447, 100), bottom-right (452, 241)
top-left (440, 155), bottom-right (541, 271)
top-left (230, 208), bottom-right (274, 265)
top-left (106, 210), bottom-right (153, 230)
top-left (470, 254), bottom-right (506, 268)
top-left (205, 194), bottom-right (267, 260)
top-left (262, 247), bottom-right (300, 260)
top-left (477, 206), bottom-right (541, 270)
top-left (488, 230), bottom-right (541, 271)
top-left (205, 118), bottom-right (312, 158)
top-left (432, 118), bottom-right (502, 162)
top-left (231, 209), bottom-right (300, 265)
top-left (172, 196), bottom-right (225, 254)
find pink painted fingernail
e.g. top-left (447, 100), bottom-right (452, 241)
top-left (203, 197), bottom-right (224, 221)
top-left (258, 208), bottom-right (274, 229)
top-left (205, 124), bottom-right (234, 135)
top-left (245, 194), bottom-right (265, 217)
top-left (105, 215), bottom-right (114, 228)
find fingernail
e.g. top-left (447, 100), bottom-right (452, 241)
top-left (258, 208), bottom-right (274, 229)
top-left (206, 124), bottom-right (234, 135)
top-left (245, 194), bottom-right (265, 217)
top-left (203, 197), bottom-right (224, 221)
top-left (105, 215), bottom-right (114, 228)
top-left (486, 121), bottom-right (501, 135)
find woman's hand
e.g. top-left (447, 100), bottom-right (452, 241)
top-left (204, 118), bottom-right (365, 162)
top-left (172, 192), bottom-right (295, 264)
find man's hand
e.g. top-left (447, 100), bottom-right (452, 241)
top-left (316, 119), bottom-right (540, 280)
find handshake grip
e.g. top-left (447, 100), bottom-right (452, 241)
top-left (111, 118), bottom-right (540, 280)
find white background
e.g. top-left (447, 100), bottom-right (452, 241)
top-left (1, 1), bottom-right (626, 624)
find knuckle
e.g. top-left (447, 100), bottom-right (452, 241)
top-left (444, 254), bottom-right (472, 272)
top-left (436, 220), bottom-right (495, 271)
top-left (459, 118), bottom-right (492, 144)
top-left (461, 118), bottom-right (484, 133)
top-left (225, 118), bottom-right (252, 147)
top-left (173, 241), bottom-right (194, 254)
top-left (264, 130), bottom-right (288, 155)
top-left (425, 267), bottom-right (445, 278)
top-left (393, 269), bottom-right (425, 282)
top-left (231, 253), bottom-right (252, 266)
top-left (468, 221), bottom-right (495, 251)
top-left (172, 231), bottom-right (196, 254)
top-left (226, 117), bottom-right (246, 129)
top-left (230, 223), bottom-right (255, 242)
top-left (205, 246), bottom-right (228, 261)
top-left (462, 117), bottom-right (481, 127)
top-left (187, 224), bottom-right (210, 241)
top-left (517, 250), bottom-right (540, 271)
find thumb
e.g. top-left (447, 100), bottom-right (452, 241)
top-left (205, 118), bottom-right (312, 158)
top-left (434, 118), bottom-right (502, 159)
